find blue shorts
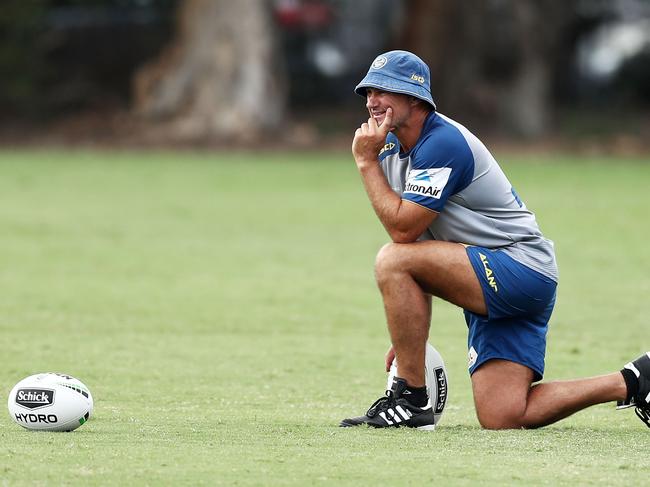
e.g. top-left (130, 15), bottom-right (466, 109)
top-left (465, 246), bottom-right (557, 382)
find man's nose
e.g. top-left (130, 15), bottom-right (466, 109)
top-left (366, 93), bottom-right (377, 109)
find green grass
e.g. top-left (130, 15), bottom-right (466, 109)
top-left (0, 149), bottom-right (649, 486)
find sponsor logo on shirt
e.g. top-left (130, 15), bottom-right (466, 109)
top-left (404, 168), bottom-right (451, 199)
top-left (379, 142), bottom-right (396, 157)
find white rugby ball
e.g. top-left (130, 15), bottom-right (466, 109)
top-left (387, 342), bottom-right (448, 425)
top-left (8, 373), bottom-right (93, 432)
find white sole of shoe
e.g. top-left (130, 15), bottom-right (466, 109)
top-left (416, 424), bottom-right (436, 431)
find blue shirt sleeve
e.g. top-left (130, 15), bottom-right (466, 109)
top-left (402, 122), bottom-right (474, 212)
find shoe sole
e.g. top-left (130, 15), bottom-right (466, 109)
top-left (340, 422), bottom-right (436, 430)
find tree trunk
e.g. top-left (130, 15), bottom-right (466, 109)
top-left (397, 0), bottom-right (575, 138)
top-left (133, 0), bottom-right (286, 141)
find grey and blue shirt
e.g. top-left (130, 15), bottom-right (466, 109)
top-left (379, 111), bottom-right (558, 282)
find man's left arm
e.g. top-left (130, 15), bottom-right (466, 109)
top-left (352, 108), bottom-right (437, 243)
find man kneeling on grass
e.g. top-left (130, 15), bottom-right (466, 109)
top-left (340, 50), bottom-right (649, 430)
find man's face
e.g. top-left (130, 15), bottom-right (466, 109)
top-left (365, 88), bottom-right (413, 131)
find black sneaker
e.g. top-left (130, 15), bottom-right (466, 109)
top-left (339, 377), bottom-right (436, 430)
top-left (618, 352), bottom-right (650, 428)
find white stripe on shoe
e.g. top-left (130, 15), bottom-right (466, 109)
top-left (379, 412), bottom-right (393, 425)
top-left (395, 405), bottom-right (411, 420)
top-left (624, 362), bottom-right (641, 378)
top-left (387, 408), bottom-right (402, 423)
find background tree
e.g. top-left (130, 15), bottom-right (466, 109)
top-left (398, 0), bottom-right (577, 137)
top-left (133, 0), bottom-right (287, 142)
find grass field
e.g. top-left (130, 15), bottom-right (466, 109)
top-left (0, 149), bottom-right (649, 486)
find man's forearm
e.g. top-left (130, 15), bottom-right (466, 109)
top-left (357, 162), bottom-right (416, 243)
top-left (351, 107), bottom-right (435, 242)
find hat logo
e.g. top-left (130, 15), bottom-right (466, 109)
top-left (410, 73), bottom-right (425, 84)
top-left (371, 56), bottom-right (387, 69)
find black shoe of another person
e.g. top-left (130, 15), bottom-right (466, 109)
top-left (339, 377), bottom-right (436, 431)
top-left (618, 352), bottom-right (650, 428)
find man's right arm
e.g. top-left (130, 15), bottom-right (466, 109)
top-left (352, 109), bottom-right (438, 243)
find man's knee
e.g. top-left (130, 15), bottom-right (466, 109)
top-left (472, 360), bottom-right (535, 430)
top-left (374, 243), bottom-right (408, 285)
top-left (475, 403), bottom-right (527, 430)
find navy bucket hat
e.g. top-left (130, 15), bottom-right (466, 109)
top-left (355, 50), bottom-right (436, 110)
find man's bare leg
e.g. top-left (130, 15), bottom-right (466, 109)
top-left (471, 360), bottom-right (627, 429)
top-left (374, 241), bottom-right (485, 387)
top-left (373, 240), bottom-right (631, 429)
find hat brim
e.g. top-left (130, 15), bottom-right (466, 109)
top-left (355, 73), bottom-right (436, 110)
